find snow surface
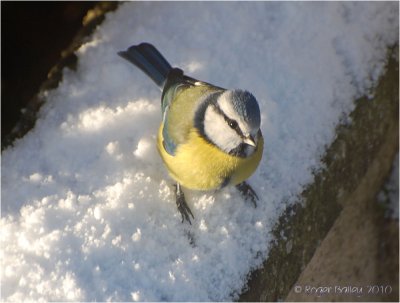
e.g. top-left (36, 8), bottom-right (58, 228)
top-left (1, 2), bottom-right (398, 302)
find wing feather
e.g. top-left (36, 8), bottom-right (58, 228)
top-left (160, 73), bottom-right (223, 155)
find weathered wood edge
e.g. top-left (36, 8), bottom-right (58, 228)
top-left (239, 46), bottom-right (399, 302)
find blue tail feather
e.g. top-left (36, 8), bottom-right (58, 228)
top-left (118, 43), bottom-right (173, 88)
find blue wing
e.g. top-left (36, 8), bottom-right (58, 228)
top-left (160, 70), bottom-right (198, 155)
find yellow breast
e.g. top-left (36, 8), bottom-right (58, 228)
top-left (157, 125), bottom-right (264, 190)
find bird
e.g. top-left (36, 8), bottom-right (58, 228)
top-left (118, 43), bottom-right (263, 224)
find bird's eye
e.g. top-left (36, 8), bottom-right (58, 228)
top-left (228, 120), bottom-right (238, 129)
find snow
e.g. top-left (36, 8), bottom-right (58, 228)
top-left (1, 2), bottom-right (398, 302)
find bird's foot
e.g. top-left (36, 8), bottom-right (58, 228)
top-left (175, 183), bottom-right (194, 224)
top-left (236, 181), bottom-right (258, 207)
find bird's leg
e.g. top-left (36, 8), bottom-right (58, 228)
top-left (175, 183), bottom-right (194, 224)
top-left (236, 181), bottom-right (258, 207)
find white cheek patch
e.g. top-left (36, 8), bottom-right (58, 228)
top-left (204, 106), bottom-right (242, 153)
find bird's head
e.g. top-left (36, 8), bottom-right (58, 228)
top-left (201, 89), bottom-right (261, 157)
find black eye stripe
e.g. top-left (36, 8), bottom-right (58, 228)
top-left (213, 104), bottom-right (244, 137)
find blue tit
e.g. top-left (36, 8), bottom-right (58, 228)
top-left (118, 43), bottom-right (263, 224)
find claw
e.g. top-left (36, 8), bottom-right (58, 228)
top-left (175, 183), bottom-right (194, 224)
top-left (235, 181), bottom-right (258, 207)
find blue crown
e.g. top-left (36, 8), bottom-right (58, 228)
top-left (230, 90), bottom-right (261, 129)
